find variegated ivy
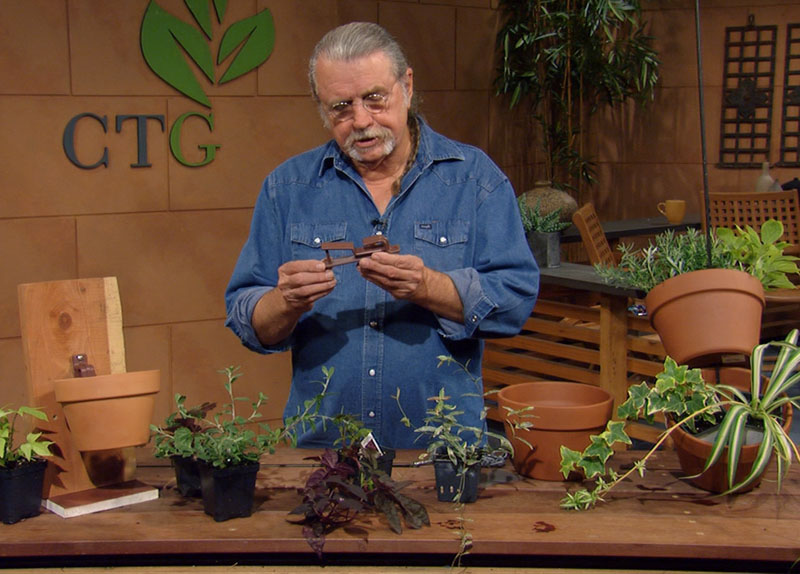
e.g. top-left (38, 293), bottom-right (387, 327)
top-left (560, 329), bottom-right (800, 511)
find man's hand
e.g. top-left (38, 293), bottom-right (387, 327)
top-left (358, 251), bottom-right (464, 322)
top-left (276, 259), bottom-right (337, 314)
top-left (252, 260), bottom-right (336, 345)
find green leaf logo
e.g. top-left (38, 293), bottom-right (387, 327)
top-left (141, 0), bottom-right (275, 108)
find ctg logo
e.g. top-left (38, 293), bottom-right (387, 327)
top-left (63, 0), bottom-right (275, 169)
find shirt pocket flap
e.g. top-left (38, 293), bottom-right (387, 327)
top-left (290, 222), bottom-right (348, 249)
top-left (414, 220), bottom-right (469, 248)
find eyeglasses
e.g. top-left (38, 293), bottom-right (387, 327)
top-left (325, 84), bottom-right (395, 123)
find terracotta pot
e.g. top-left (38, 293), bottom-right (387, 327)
top-left (670, 367), bottom-right (793, 494)
top-left (54, 370), bottom-right (160, 451)
top-left (645, 269), bottom-right (765, 367)
top-left (497, 381), bottom-right (614, 481)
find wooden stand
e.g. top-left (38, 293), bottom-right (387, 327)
top-left (17, 277), bottom-right (158, 517)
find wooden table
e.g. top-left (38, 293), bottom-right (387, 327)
top-left (561, 213), bottom-right (702, 243)
top-left (2, 448), bottom-right (798, 572)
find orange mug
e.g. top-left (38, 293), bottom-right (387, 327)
top-left (657, 200), bottom-right (686, 224)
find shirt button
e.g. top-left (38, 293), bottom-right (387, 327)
top-left (439, 236), bottom-right (447, 244)
top-left (313, 237), bottom-right (321, 244)
top-left (375, 230), bottom-right (383, 235)
top-left (368, 411), bottom-right (376, 418)
top-left (369, 320), bottom-right (378, 329)
top-left (368, 368), bottom-right (376, 376)
top-left (471, 315), bottom-right (478, 323)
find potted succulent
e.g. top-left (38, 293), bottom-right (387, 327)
top-left (287, 412), bottom-right (429, 558)
top-left (0, 405), bottom-right (53, 524)
top-left (518, 196), bottom-right (571, 268)
top-left (559, 329), bottom-right (800, 510)
top-left (595, 221), bottom-right (799, 365)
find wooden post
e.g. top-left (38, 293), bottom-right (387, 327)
top-left (17, 277), bottom-right (135, 497)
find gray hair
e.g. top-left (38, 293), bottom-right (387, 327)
top-left (308, 22), bottom-right (411, 102)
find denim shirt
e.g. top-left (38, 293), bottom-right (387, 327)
top-left (225, 117), bottom-right (539, 449)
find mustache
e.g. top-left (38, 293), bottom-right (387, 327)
top-left (344, 125), bottom-right (394, 148)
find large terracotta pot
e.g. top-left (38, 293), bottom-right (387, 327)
top-left (497, 381), bottom-right (614, 481)
top-left (54, 370), bottom-right (160, 451)
top-left (645, 269), bottom-right (765, 367)
top-left (670, 367), bottom-right (793, 494)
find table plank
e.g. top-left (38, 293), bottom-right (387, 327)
top-left (2, 450), bottom-right (799, 568)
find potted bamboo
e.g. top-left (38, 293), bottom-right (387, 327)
top-left (596, 221), bottom-right (799, 366)
top-left (560, 330), bottom-right (800, 510)
top-left (0, 405), bottom-right (53, 524)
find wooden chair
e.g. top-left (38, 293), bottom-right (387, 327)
top-left (700, 189), bottom-right (800, 254)
top-left (571, 203), bottom-right (617, 267)
top-left (699, 189), bottom-right (800, 341)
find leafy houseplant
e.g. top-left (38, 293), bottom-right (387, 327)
top-left (560, 330), bottom-right (800, 511)
top-left (0, 405), bottom-right (53, 524)
top-left (151, 365), bottom-right (331, 521)
top-left (596, 221), bottom-right (799, 293)
top-left (288, 413), bottom-right (429, 558)
top-left (595, 222), bottom-right (799, 365)
top-left (496, 0), bottom-right (659, 194)
top-left (151, 397), bottom-right (216, 497)
top-left (410, 357), bottom-right (515, 504)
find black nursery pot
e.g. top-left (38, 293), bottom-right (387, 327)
top-left (433, 459), bottom-right (479, 503)
top-left (376, 448), bottom-right (396, 476)
top-left (0, 459), bottom-right (47, 524)
top-left (199, 461), bottom-right (259, 522)
top-left (171, 456), bottom-right (202, 498)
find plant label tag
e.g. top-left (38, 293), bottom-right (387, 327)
top-left (360, 432), bottom-right (383, 456)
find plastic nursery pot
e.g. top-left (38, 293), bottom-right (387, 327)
top-left (171, 456), bottom-right (202, 498)
top-left (0, 459), bottom-right (47, 525)
top-left (54, 370), bottom-right (160, 451)
top-left (669, 367), bottom-right (794, 494)
top-left (433, 458), bottom-right (479, 503)
top-left (199, 461), bottom-right (260, 522)
top-left (497, 381), bottom-right (614, 481)
top-left (645, 269), bottom-right (765, 367)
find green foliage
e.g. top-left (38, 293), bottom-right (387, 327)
top-left (496, 0), bottom-right (660, 189)
top-left (560, 330), bottom-right (800, 510)
top-left (716, 220), bottom-right (800, 290)
top-left (141, 1), bottom-right (275, 107)
top-left (0, 405), bottom-right (53, 468)
top-left (595, 222), bottom-right (799, 293)
top-left (414, 357), bottom-right (514, 471)
top-left (150, 365), bottom-right (332, 468)
top-left (518, 196), bottom-right (572, 233)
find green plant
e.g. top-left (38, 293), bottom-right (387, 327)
top-left (595, 222), bottom-right (799, 293)
top-left (288, 413), bottom-right (429, 558)
top-left (559, 329), bottom-right (800, 510)
top-left (518, 196), bottom-right (572, 233)
top-left (0, 405), bottom-right (53, 468)
top-left (716, 220), bottom-right (800, 290)
top-left (496, 0), bottom-right (659, 192)
top-left (151, 365), bottom-right (332, 468)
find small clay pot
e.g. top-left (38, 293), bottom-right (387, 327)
top-left (497, 381), bottom-right (614, 481)
top-left (54, 370), bottom-right (160, 451)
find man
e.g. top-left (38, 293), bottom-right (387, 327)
top-left (225, 22), bottom-right (538, 448)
